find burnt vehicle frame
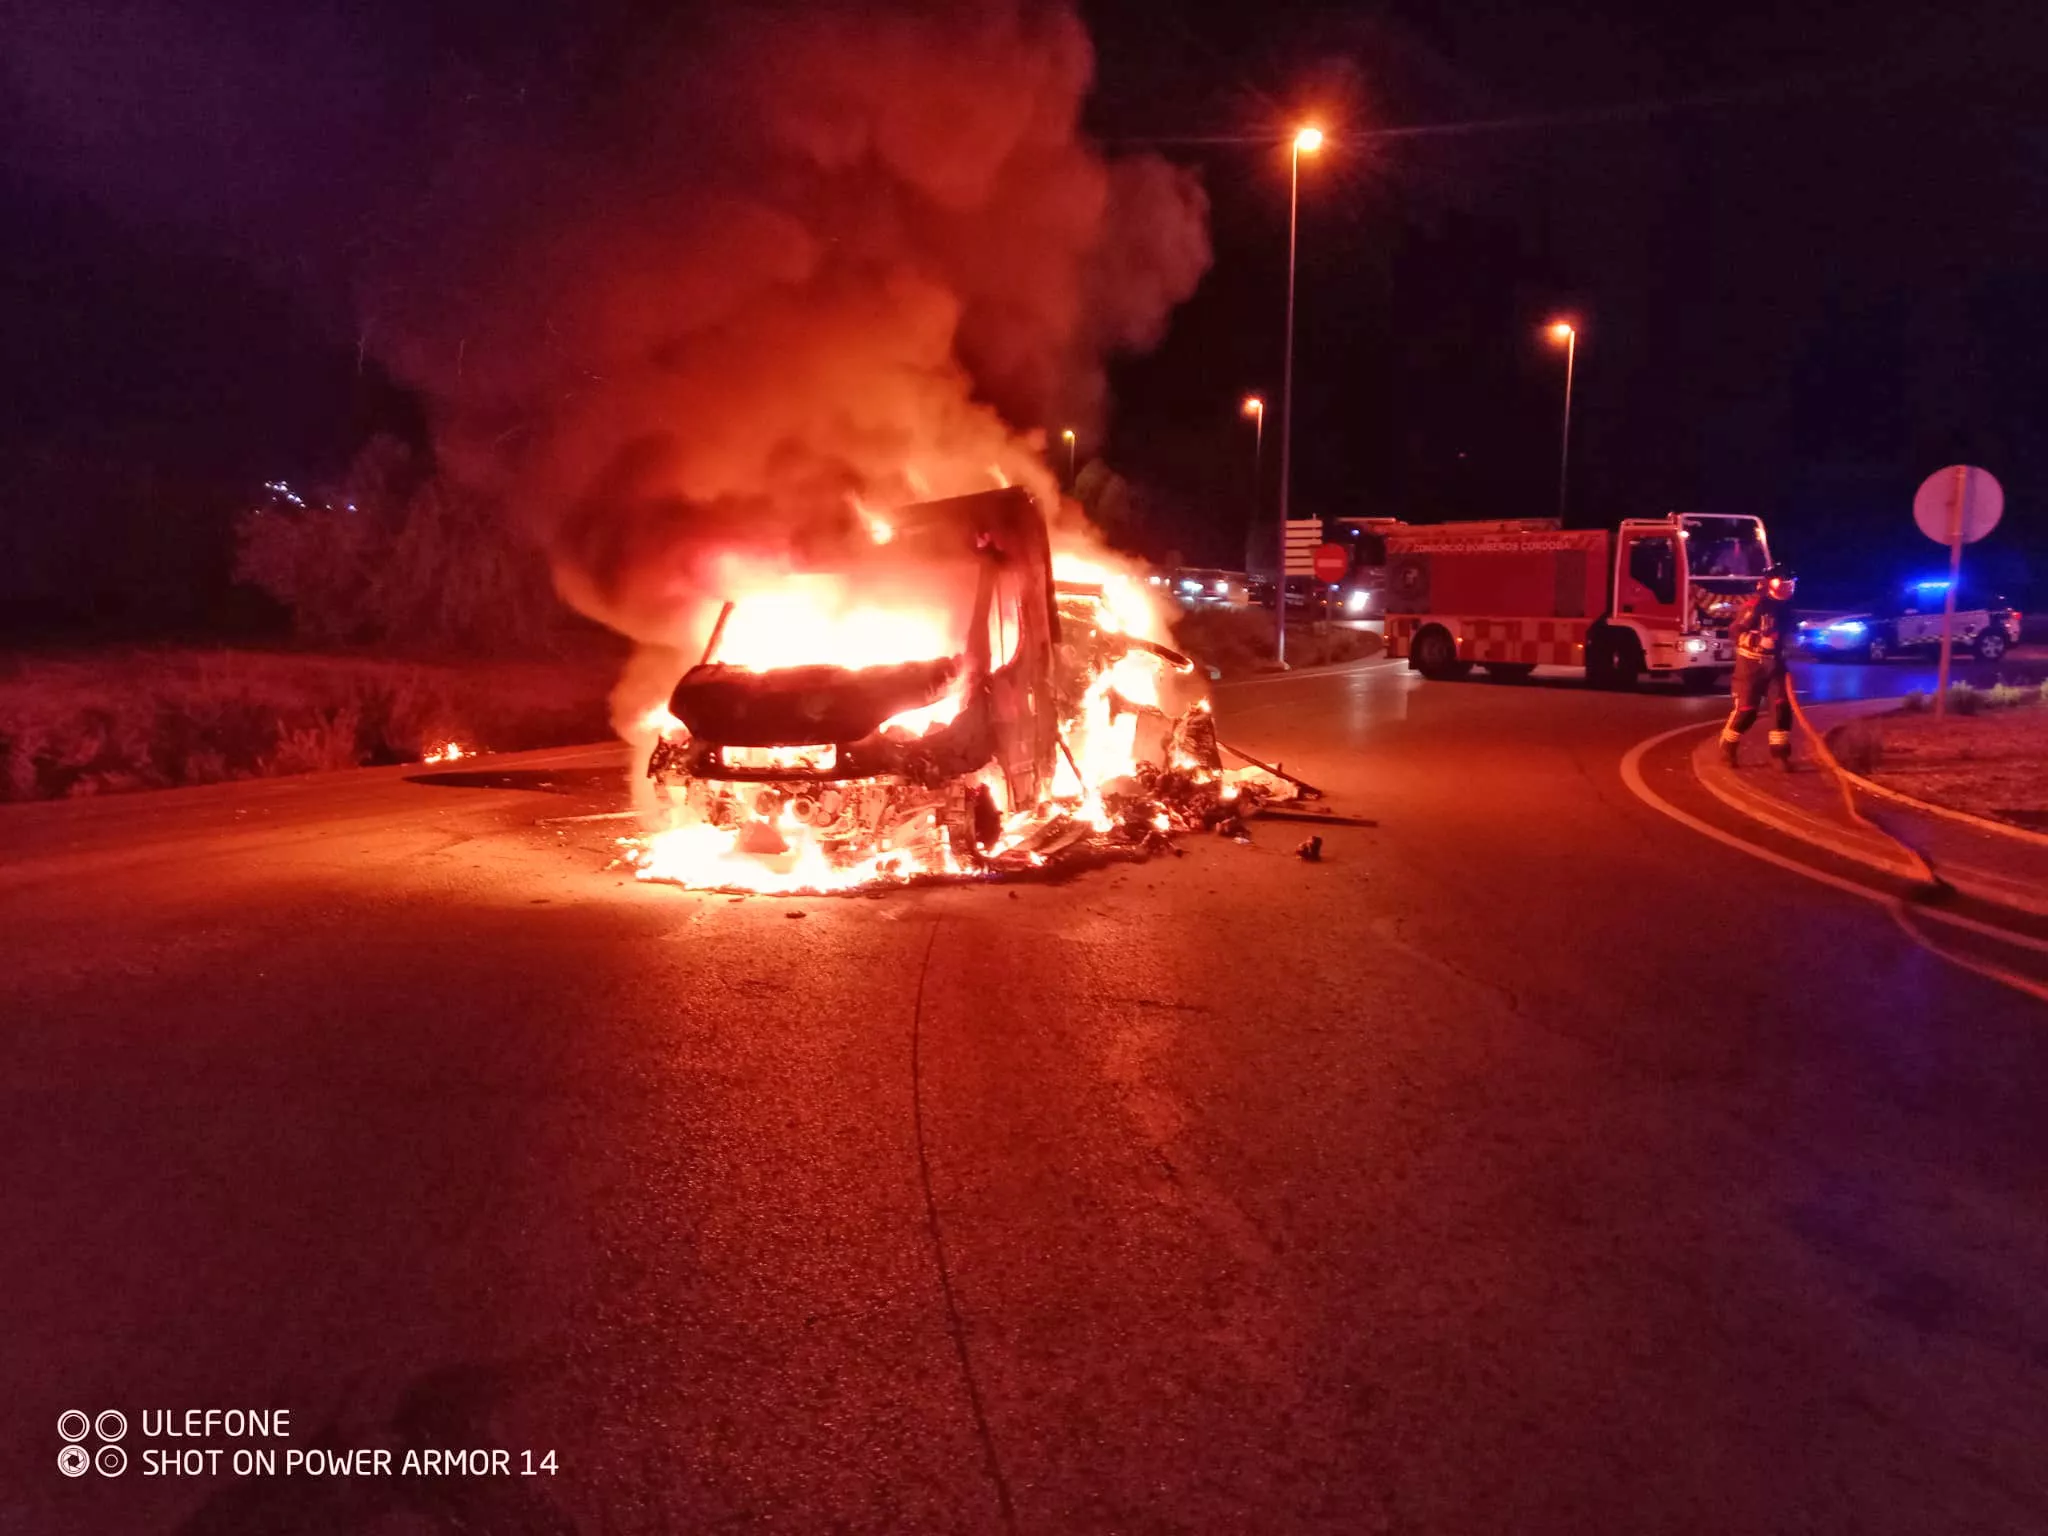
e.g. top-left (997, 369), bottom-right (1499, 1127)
top-left (648, 487), bottom-right (1062, 862)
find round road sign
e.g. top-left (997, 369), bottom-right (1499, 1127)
top-left (1312, 543), bottom-right (1350, 582)
top-left (1913, 465), bottom-right (2003, 545)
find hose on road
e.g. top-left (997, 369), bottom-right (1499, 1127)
top-left (1785, 673), bottom-right (2048, 1005)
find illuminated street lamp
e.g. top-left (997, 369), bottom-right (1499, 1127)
top-left (1061, 428), bottom-right (1077, 487)
top-left (1241, 395), bottom-right (1265, 525)
top-left (1547, 320), bottom-right (1577, 520)
top-left (1276, 125), bottom-right (1322, 666)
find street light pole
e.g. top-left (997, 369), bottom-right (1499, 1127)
top-left (1241, 395), bottom-right (1264, 559)
top-left (1277, 126), bottom-right (1321, 667)
top-left (1548, 321), bottom-right (1576, 521)
top-left (1061, 428), bottom-right (1077, 488)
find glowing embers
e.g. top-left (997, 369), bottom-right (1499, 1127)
top-left (623, 492), bottom-right (1282, 897)
top-left (878, 681), bottom-right (967, 740)
top-left (719, 743), bottom-right (837, 773)
top-left (627, 773), bottom-right (1008, 895)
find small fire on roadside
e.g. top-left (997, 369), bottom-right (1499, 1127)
top-left (619, 488), bottom-right (1311, 896)
top-left (422, 742), bottom-right (468, 765)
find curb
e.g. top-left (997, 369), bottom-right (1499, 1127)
top-left (1690, 728), bottom-right (2048, 921)
top-left (1691, 733), bottom-right (1922, 879)
top-left (1818, 718), bottom-right (2048, 854)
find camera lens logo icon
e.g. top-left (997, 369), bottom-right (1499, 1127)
top-left (57, 1409), bottom-right (129, 1477)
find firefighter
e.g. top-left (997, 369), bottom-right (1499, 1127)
top-left (1720, 563), bottom-right (1798, 768)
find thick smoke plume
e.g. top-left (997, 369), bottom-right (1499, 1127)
top-left (377, 0), bottom-right (1207, 748)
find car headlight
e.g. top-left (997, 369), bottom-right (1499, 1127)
top-left (1344, 590), bottom-right (1368, 613)
top-left (1826, 620), bottom-right (1868, 637)
top-left (1683, 636), bottom-right (1708, 654)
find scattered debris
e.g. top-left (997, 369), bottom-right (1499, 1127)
top-left (619, 490), bottom-right (1338, 895)
top-left (1296, 835), bottom-right (1323, 862)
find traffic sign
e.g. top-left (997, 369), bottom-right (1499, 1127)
top-left (1312, 543), bottom-right (1350, 582)
top-left (1913, 465), bottom-right (2002, 545)
top-left (1282, 519), bottom-right (1324, 576)
top-left (1913, 464), bottom-right (2005, 715)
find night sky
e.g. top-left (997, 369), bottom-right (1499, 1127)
top-left (3, 0), bottom-right (2045, 634)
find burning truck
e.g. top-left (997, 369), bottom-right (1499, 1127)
top-left (628, 487), bottom-right (1310, 894)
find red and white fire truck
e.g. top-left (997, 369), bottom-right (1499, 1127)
top-left (1382, 513), bottom-right (1773, 689)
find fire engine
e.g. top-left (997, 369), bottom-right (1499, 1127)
top-left (1382, 513), bottom-right (1773, 689)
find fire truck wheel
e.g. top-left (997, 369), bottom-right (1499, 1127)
top-left (1411, 626), bottom-right (1469, 680)
top-left (1588, 632), bottom-right (1642, 690)
top-left (1482, 663), bottom-right (1535, 682)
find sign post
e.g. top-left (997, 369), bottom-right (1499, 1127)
top-left (1912, 465), bottom-right (2004, 717)
top-left (1311, 543), bottom-right (1349, 633)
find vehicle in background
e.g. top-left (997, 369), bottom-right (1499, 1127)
top-left (1336, 566), bottom-right (1386, 619)
top-left (1250, 575), bottom-right (1343, 613)
top-left (1383, 513), bottom-right (1772, 689)
top-left (1796, 580), bottom-right (2022, 662)
top-left (1172, 568), bottom-right (1251, 605)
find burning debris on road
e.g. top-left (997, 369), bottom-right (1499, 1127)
top-left (621, 488), bottom-right (1318, 895)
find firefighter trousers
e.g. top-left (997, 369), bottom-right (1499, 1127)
top-left (1722, 654), bottom-right (1792, 758)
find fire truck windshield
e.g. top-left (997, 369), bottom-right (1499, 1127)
top-left (1682, 517), bottom-right (1769, 579)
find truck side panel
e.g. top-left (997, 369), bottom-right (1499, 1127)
top-left (1384, 528), bottom-right (1610, 664)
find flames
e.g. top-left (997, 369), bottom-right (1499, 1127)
top-left (619, 516), bottom-right (1282, 896)
top-left (710, 578), bottom-right (967, 674)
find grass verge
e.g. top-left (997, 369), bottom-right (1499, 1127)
top-left (1835, 682), bottom-right (2048, 830)
top-left (0, 645), bottom-right (620, 802)
top-left (1170, 608), bottom-right (1384, 679)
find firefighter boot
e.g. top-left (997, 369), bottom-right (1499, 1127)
top-left (1768, 730), bottom-right (1793, 772)
top-left (1719, 734), bottom-right (1741, 769)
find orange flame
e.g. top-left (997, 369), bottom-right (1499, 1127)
top-left (624, 528), bottom-right (1221, 895)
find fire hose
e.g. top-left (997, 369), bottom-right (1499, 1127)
top-left (1785, 671), bottom-right (2048, 1004)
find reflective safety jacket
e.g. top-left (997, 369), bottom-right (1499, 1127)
top-left (1732, 590), bottom-right (1797, 661)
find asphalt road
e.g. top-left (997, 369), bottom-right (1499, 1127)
top-left (4, 654), bottom-right (2047, 1535)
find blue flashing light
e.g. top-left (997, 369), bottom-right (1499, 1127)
top-left (1912, 578), bottom-right (1951, 593)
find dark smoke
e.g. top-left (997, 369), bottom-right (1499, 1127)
top-left (373, 0), bottom-right (1210, 657)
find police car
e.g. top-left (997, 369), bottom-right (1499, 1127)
top-left (1797, 579), bottom-right (2022, 663)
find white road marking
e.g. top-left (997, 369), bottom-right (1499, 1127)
top-left (1618, 722), bottom-right (2048, 1003)
top-left (1213, 659), bottom-right (1406, 689)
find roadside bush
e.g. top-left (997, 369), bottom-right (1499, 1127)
top-left (1945, 683), bottom-right (1983, 716)
top-left (1831, 720), bottom-right (1885, 776)
top-left (1986, 683), bottom-right (2032, 711)
top-left (1899, 690), bottom-right (1929, 713)
top-left (1169, 607), bottom-right (1383, 678)
top-left (0, 648), bottom-right (615, 801)
top-left (257, 709), bottom-right (365, 778)
top-left (234, 438), bottom-right (559, 656)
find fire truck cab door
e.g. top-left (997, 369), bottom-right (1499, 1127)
top-left (1616, 529), bottom-right (1682, 627)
